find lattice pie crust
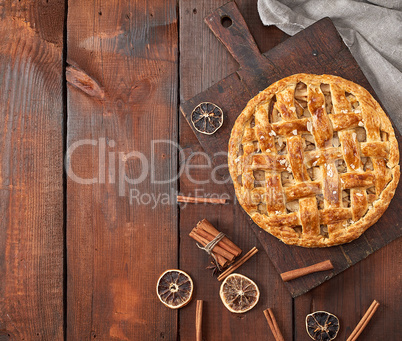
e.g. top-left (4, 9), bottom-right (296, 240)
top-left (228, 74), bottom-right (399, 247)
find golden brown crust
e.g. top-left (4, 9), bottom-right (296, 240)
top-left (228, 73), bottom-right (400, 247)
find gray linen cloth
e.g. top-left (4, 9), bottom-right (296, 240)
top-left (258, 0), bottom-right (402, 132)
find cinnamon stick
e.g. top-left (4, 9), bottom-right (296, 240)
top-left (280, 260), bottom-right (334, 282)
top-left (177, 195), bottom-right (226, 204)
top-left (263, 308), bottom-right (285, 341)
top-left (347, 300), bottom-right (380, 341)
top-left (195, 300), bottom-right (203, 341)
top-left (217, 247), bottom-right (258, 281)
top-left (189, 231), bottom-right (234, 261)
top-left (196, 219), bottom-right (242, 256)
top-left (189, 231), bottom-right (228, 268)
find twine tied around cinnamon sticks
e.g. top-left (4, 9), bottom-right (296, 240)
top-left (196, 232), bottom-right (226, 270)
top-left (189, 219), bottom-right (242, 269)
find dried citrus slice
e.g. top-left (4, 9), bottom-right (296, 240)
top-left (156, 269), bottom-right (193, 309)
top-left (191, 102), bottom-right (223, 135)
top-left (306, 311), bottom-right (340, 341)
top-left (219, 273), bottom-right (260, 313)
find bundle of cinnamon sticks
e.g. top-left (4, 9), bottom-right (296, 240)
top-left (189, 219), bottom-right (242, 268)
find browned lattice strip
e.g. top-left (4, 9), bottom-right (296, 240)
top-left (308, 84), bottom-right (333, 148)
top-left (330, 112), bottom-right (362, 131)
top-left (307, 85), bottom-right (348, 235)
top-left (285, 135), bottom-right (321, 235)
top-left (275, 85), bottom-right (298, 120)
top-left (287, 135), bottom-right (310, 182)
top-left (255, 105), bottom-right (275, 152)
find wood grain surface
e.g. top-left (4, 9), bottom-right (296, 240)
top-left (295, 243), bottom-right (402, 340)
top-left (66, 0), bottom-right (178, 339)
top-left (0, 0), bottom-right (65, 340)
top-left (180, 1), bottom-right (402, 298)
top-left (179, 1), bottom-right (400, 339)
top-left (0, 0), bottom-right (400, 340)
top-left (179, 1), bottom-right (292, 340)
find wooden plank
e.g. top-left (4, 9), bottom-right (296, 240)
top-left (66, 0), bottom-right (178, 339)
top-left (180, 1), bottom-right (402, 297)
top-left (179, 1), bottom-right (292, 339)
top-left (0, 0), bottom-right (65, 339)
top-left (295, 239), bottom-right (401, 340)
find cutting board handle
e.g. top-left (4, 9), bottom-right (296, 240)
top-left (204, 1), bottom-right (264, 68)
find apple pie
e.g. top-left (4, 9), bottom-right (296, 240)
top-left (228, 74), bottom-right (399, 247)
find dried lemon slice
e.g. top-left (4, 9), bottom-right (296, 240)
top-left (219, 273), bottom-right (260, 313)
top-left (306, 311), bottom-right (340, 341)
top-left (156, 269), bottom-right (193, 309)
top-left (191, 102), bottom-right (223, 135)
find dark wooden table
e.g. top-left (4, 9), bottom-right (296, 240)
top-left (0, 1), bottom-right (400, 340)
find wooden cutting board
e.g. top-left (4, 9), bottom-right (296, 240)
top-left (180, 1), bottom-right (402, 297)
